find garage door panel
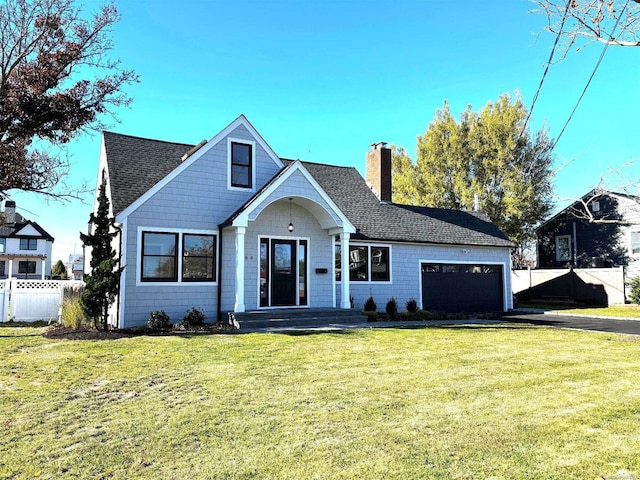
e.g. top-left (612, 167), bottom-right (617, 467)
top-left (421, 263), bottom-right (503, 313)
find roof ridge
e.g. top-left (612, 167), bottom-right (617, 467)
top-left (280, 158), bottom-right (358, 170)
top-left (103, 131), bottom-right (195, 148)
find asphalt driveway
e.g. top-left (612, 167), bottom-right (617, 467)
top-left (502, 311), bottom-right (640, 336)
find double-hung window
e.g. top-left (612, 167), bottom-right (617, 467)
top-left (141, 232), bottom-right (178, 282)
top-left (182, 234), bottom-right (216, 281)
top-left (230, 142), bottom-right (253, 188)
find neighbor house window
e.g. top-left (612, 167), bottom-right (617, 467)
top-left (141, 232), bottom-right (178, 281)
top-left (182, 234), bottom-right (216, 281)
top-left (18, 261), bottom-right (36, 275)
top-left (0, 238), bottom-right (5, 253)
top-left (19, 238), bottom-right (37, 250)
top-left (0, 260), bottom-right (5, 277)
top-left (555, 235), bottom-right (572, 261)
top-left (230, 142), bottom-right (253, 188)
top-left (631, 232), bottom-right (640, 255)
top-left (335, 244), bottom-right (391, 282)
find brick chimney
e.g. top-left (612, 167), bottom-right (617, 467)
top-left (4, 200), bottom-right (16, 224)
top-left (366, 142), bottom-right (392, 203)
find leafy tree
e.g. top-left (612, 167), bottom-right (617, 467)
top-left (393, 93), bottom-right (555, 255)
top-left (80, 178), bottom-right (123, 330)
top-left (531, 0), bottom-right (640, 60)
top-left (0, 0), bottom-right (138, 200)
top-left (51, 259), bottom-right (68, 279)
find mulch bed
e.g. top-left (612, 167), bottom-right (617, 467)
top-left (43, 322), bottom-right (237, 340)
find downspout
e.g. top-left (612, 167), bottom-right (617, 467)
top-left (111, 219), bottom-right (123, 330)
top-left (217, 226), bottom-right (224, 323)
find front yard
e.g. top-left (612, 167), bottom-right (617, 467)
top-left (1, 324), bottom-right (639, 479)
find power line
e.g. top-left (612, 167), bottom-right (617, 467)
top-left (551, 0), bottom-right (632, 149)
top-left (520, 0), bottom-right (573, 138)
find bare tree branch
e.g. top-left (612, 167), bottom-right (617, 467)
top-left (531, 0), bottom-right (640, 60)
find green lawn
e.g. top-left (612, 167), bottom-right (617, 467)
top-left (1, 324), bottom-right (639, 480)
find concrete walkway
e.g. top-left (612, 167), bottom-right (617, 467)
top-left (238, 318), bottom-right (502, 333)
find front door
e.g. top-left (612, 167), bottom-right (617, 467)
top-left (260, 238), bottom-right (307, 308)
top-left (271, 239), bottom-right (297, 306)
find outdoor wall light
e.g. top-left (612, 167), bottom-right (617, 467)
top-left (288, 198), bottom-right (294, 232)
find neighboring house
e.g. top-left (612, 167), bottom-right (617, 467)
top-left (95, 115), bottom-right (514, 328)
top-left (0, 201), bottom-right (55, 279)
top-left (537, 190), bottom-right (640, 277)
top-left (67, 254), bottom-right (84, 280)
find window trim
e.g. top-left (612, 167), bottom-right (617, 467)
top-left (227, 137), bottom-right (256, 191)
top-left (336, 243), bottom-right (392, 284)
top-left (19, 238), bottom-right (37, 251)
top-left (137, 227), bottom-right (219, 286)
top-left (555, 235), bottom-right (572, 262)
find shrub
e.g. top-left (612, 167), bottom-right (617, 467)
top-left (363, 296), bottom-right (377, 312)
top-left (385, 297), bottom-right (398, 316)
top-left (406, 297), bottom-right (418, 313)
top-left (183, 307), bottom-right (205, 327)
top-left (147, 310), bottom-right (170, 330)
top-left (628, 276), bottom-right (640, 304)
top-left (61, 296), bottom-right (85, 329)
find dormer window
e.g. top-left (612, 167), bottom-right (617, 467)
top-left (228, 139), bottom-right (255, 190)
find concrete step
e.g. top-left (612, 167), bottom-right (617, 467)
top-left (233, 308), bottom-right (366, 330)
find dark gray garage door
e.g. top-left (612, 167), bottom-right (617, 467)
top-left (421, 263), bottom-right (504, 313)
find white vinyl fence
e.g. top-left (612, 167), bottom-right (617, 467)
top-left (0, 279), bottom-right (84, 323)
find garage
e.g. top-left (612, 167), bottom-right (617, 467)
top-left (421, 263), bottom-right (504, 313)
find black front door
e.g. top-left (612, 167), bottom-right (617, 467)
top-left (271, 240), bottom-right (297, 306)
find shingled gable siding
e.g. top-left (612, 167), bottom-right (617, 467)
top-left (339, 243), bottom-right (513, 312)
top-left (119, 125), bottom-right (282, 327)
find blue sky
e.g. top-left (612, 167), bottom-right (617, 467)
top-left (9, 0), bottom-right (639, 263)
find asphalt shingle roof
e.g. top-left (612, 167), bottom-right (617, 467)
top-left (286, 160), bottom-right (513, 247)
top-left (104, 132), bottom-right (513, 248)
top-left (103, 132), bottom-right (193, 215)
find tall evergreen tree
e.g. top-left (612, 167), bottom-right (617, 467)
top-left (80, 178), bottom-right (122, 330)
top-left (51, 259), bottom-right (68, 279)
top-left (393, 93), bottom-right (555, 254)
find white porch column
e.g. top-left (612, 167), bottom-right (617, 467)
top-left (340, 231), bottom-right (351, 309)
top-left (41, 258), bottom-right (45, 280)
top-left (8, 259), bottom-right (13, 279)
top-left (234, 226), bottom-right (246, 313)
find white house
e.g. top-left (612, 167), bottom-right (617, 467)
top-left (0, 201), bottom-right (55, 279)
top-left (94, 115), bottom-right (514, 328)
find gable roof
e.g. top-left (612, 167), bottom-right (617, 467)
top-left (536, 189), bottom-right (639, 230)
top-left (103, 132), bottom-right (192, 216)
top-left (284, 160), bottom-right (513, 247)
top-left (104, 115), bottom-right (284, 218)
top-left (102, 130), bottom-right (512, 248)
top-left (0, 219), bottom-right (54, 241)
